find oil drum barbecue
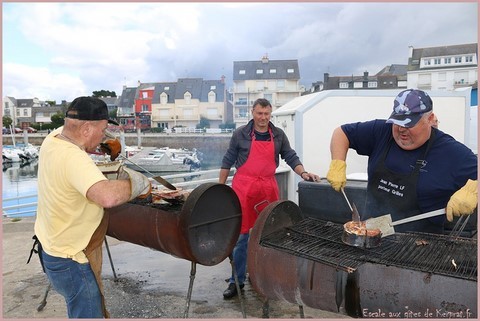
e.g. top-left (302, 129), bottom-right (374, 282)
top-left (105, 182), bottom-right (242, 317)
top-left (248, 200), bottom-right (477, 318)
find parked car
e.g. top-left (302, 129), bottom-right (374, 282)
top-left (13, 127), bottom-right (22, 133)
top-left (26, 127), bottom-right (37, 133)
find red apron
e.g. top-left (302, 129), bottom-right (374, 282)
top-left (232, 129), bottom-right (279, 233)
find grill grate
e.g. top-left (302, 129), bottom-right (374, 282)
top-left (260, 217), bottom-right (477, 280)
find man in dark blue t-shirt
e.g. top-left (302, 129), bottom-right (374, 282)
top-left (326, 89), bottom-right (477, 234)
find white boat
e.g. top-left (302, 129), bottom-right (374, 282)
top-left (2, 145), bottom-right (32, 163)
top-left (126, 147), bottom-right (202, 173)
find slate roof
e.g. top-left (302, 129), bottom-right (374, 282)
top-left (376, 64), bottom-right (408, 76)
top-left (118, 87), bottom-right (137, 109)
top-left (16, 99), bottom-right (34, 108)
top-left (153, 82), bottom-right (177, 104)
top-left (409, 43), bottom-right (478, 71)
top-left (233, 59), bottom-right (300, 81)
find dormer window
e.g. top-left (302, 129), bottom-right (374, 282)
top-left (287, 68), bottom-right (294, 73)
top-left (269, 69), bottom-right (276, 74)
top-left (184, 91), bottom-right (192, 104)
top-left (160, 92), bottom-right (168, 105)
top-left (256, 69), bottom-right (263, 74)
top-left (208, 91), bottom-right (216, 103)
top-left (239, 70), bottom-right (246, 75)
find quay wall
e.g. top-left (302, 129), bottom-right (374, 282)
top-left (3, 133), bottom-right (232, 167)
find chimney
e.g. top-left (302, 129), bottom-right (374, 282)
top-left (221, 75), bottom-right (225, 84)
top-left (408, 45), bottom-right (414, 58)
top-left (324, 73), bottom-right (329, 82)
top-left (363, 71), bottom-right (369, 79)
top-left (261, 54), bottom-right (269, 64)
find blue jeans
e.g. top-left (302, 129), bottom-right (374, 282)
top-left (41, 250), bottom-right (103, 318)
top-left (228, 233), bottom-right (249, 285)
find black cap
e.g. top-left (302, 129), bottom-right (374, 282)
top-left (65, 96), bottom-right (119, 125)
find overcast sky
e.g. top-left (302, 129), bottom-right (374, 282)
top-left (3, 2), bottom-right (478, 102)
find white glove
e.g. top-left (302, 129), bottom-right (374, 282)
top-left (118, 166), bottom-right (151, 201)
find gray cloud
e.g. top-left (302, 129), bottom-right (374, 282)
top-left (3, 2), bottom-right (477, 101)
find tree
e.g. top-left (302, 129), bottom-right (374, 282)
top-left (51, 112), bottom-right (65, 128)
top-left (196, 116), bottom-right (210, 129)
top-left (109, 108), bottom-right (119, 123)
top-left (45, 100), bottom-right (56, 106)
top-left (92, 90), bottom-right (117, 97)
top-left (3, 116), bottom-right (12, 128)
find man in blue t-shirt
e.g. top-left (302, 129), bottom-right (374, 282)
top-left (326, 89), bottom-right (477, 234)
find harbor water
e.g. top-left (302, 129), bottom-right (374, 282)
top-left (1, 157), bottom-right (224, 218)
top-left (2, 160), bottom-right (39, 217)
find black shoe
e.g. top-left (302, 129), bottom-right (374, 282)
top-left (223, 283), bottom-right (244, 299)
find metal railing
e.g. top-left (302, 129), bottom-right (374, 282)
top-left (2, 194), bottom-right (38, 217)
top-left (2, 168), bottom-right (292, 218)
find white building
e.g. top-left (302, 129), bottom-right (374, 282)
top-left (231, 55), bottom-right (304, 127)
top-left (407, 43), bottom-right (478, 91)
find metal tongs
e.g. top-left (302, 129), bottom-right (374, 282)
top-left (448, 214), bottom-right (471, 239)
top-left (341, 187), bottom-right (361, 222)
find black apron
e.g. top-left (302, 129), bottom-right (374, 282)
top-left (366, 130), bottom-right (443, 233)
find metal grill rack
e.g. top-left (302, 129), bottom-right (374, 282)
top-left (260, 217), bottom-right (477, 280)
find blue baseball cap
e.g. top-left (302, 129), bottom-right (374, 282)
top-left (386, 89), bottom-right (433, 128)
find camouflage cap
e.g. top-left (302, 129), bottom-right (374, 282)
top-left (386, 89), bottom-right (433, 128)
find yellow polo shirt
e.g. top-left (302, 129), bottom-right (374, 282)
top-left (35, 127), bottom-right (108, 263)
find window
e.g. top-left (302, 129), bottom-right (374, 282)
top-left (210, 85), bottom-right (216, 90)
top-left (4, 108), bottom-right (10, 116)
top-left (142, 92), bottom-right (148, 98)
top-left (141, 104), bottom-right (149, 112)
top-left (455, 56), bottom-right (462, 63)
top-left (239, 70), bottom-right (246, 75)
top-left (268, 80), bottom-right (276, 90)
top-left (239, 107), bottom-right (248, 118)
top-left (164, 86), bottom-right (169, 90)
top-left (269, 69), bottom-right (277, 74)
top-left (236, 82), bottom-right (245, 92)
top-left (160, 92), bottom-right (168, 105)
top-left (423, 59), bottom-right (431, 65)
top-left (466, 55), bottom-right (473, 62)
top-left (339, 82), bottom-right (348, 88)
top-left (418, 74), bottom-right (431, 85)
top-left (184, 92), bottom-right (192, 104)
top-left (237, 98), bottom-right (247, 105)
top-left (256, 81), bottom-right (264, 90)
top-left (353, 82), bottom-right (362, 88)
top-left (445, 57), bottom-right (451, 64)
top-left (367, 81), bottom-right (377, 88)
top-left (208, 91), bottom-right (216, 103)
top-left (256, 69), bottom-right (263, 74)
top-left (434, 58), bottom-right (441, 65)
top-left (207, 108), bottom-right (218, 116)
top-left (287, 68), bottom-right (294, 73)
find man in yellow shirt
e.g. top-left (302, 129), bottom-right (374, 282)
top-left (35, 96), bottom-right (151, 318)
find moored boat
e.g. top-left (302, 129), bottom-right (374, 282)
top-left (126, 147), bottom-right (202, 173)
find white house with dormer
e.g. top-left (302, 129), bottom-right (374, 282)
top-left (407, 43), bottom-right (478, 91)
